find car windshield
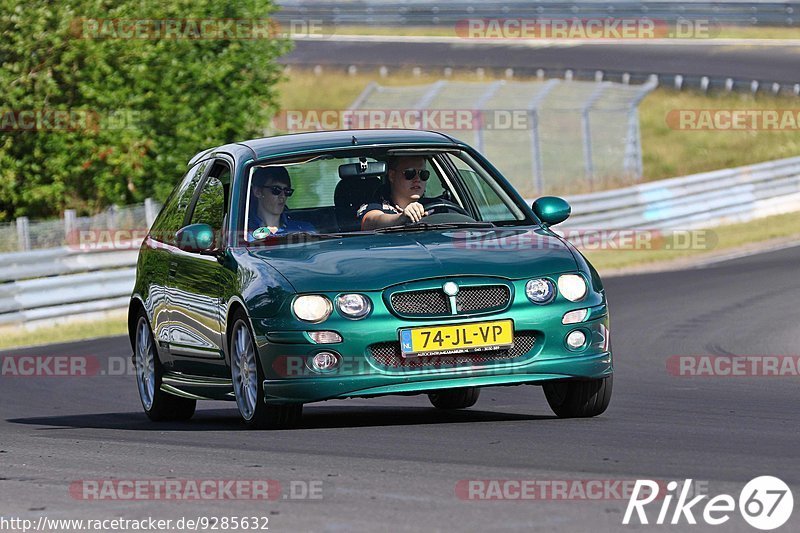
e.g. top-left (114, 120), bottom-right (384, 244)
top-left (240, 148), bottom-right (529, 243)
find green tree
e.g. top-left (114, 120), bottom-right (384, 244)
top-left (0, 0), bottom-right (290, 220)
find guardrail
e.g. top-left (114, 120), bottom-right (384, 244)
top-left (0, 248), bottom-right (139, 326)
top-left (556, 155), bottom-right (800, 230)
top-left (2, 155), bottom-right (799, 327)
top-left (274, 1), bottom-right (800, 27)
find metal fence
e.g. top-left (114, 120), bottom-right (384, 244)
top-left (0, 199), bottom-right (159, 253)
top-left (346, 78), bottom-right (657, 197)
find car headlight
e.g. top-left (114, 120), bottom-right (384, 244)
top-left (293, 295), bottom-right (332, 323)
top-left (558, 274), bottom-right (587, 302)
top-left (336, 293), bottom-right (372, 319)
top-left (525, 278), bottom-right (555, 304)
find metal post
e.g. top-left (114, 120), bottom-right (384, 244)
top-left (473, 81), bottom-right (504, 153)
top-left (414, 80), bottom-right (447, 109)
top-left (64, 209), bottom-right (76, 243)
top-left (16, 216), bottom-right (30, 251)
top-left (108, 204), bottom-right (118, 229)
top-left (344, 81), bottom-right (379, 129)
top-left (581, 83), bottom-right (610, 190)
top-left (526, 79), bottom-right (561, 194)
top-left (144, 198), bottom-right (156, 228)
top-left (623, 75), bottom-right (659, 179)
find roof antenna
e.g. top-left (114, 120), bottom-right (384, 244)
top-left (351, 135), bottom-right (358, 145)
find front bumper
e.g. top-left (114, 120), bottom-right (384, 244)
top-left (262, 351), bottom-right (612, 403)
top-left (251, 283), bottom-right (613, 404)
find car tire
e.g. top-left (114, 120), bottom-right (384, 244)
top-left (543, 375), bottom-right (613, 418)
top-left (134, 311), bottom-right (196, 421)
top-left (229, 310), bottom-right (302, 429)
top-left (428, 387), bottom-right (480, 409)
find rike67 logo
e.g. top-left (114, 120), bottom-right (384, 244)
top-left (623, 477), bottom-right (793, 530)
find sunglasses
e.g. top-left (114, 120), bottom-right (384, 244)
top-left (402, 168), bottom-right (431, 181)
top-left (265, 185), bottom-right (294, 197)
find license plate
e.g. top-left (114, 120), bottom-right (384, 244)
top-left (399, 319), bottom-right (514, 357)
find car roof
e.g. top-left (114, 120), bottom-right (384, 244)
top-left (188, 129), bottom-right (465, 166)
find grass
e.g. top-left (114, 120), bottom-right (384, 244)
top-left (640, 89), bottom-right (800, 180)
top-left (580, 211), bottom-right (800, 271)
top-left (0, 314), bottom-right (127, 350)
top-left (277, 70), bottom-right (800, 182)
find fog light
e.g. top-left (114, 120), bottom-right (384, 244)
top-left (310, 351), bottom-right (340, 372)
top-left (566, 330), bottom-right (587, 350)
top-left (308, 331), bottom-right (342, 344)
top-left (562, 308), bottom-right (588, 325)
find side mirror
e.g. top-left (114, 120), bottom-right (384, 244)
top-left (532, 196), bottom-right (571, 227)
top-left (175, 223), bottom-right (217, 253)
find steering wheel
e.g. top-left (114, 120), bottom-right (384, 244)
top-left (422, 202), bottom-right (471, 217)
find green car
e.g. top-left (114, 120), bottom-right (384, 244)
top-left (129, 129), bottom-right (612, 428)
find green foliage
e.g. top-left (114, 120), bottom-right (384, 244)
top-left (0, 0), bottom-right (290, 221)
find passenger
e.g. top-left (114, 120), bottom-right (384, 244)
top-left (248, 166), bottom-right (314, 240)
top-left (358, 156), bottom-right (444, 230)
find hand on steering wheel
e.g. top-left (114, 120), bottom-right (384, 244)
top-left (396, 202), bottom-right (426, 224)
top-left (420, 202), bottom-right (471, 217)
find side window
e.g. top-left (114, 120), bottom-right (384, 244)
top-left (446, 154), bottom-right (523, 222)
top-left (422, 157), bottom-right (445, 198)
top-left (150, 160), bottom-right (210, 243)
top-left (190, 163), bottom-right (230, 231)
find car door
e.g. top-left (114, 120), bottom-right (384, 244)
top-left (146, 159), bottom-right (212, 364)
top-left (167, 159), bottom-right (232, 375)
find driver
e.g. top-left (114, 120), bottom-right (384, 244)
top-left (358, 156), bottom-right (441, 230)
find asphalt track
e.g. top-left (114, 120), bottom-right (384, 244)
top-left (282, 37), bottom-right (800, 86)
top-left (2, 245), bottom-right (800, 532)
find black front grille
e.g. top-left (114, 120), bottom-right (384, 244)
top-left (390, 285), bottom-right (510, 317)
top-left (456, 286), bottom-right (509, 313)
top-left (369, 332), bottom-right (537, 370)
top-left (391, 289), bottom-right (449, 315)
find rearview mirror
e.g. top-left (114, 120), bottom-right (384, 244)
top-left (175, 223), bottom-right (217, 253)
top-left (339, 160), bottom-right (386, 179)
top-left (532, 196), bottom-right (571, 227)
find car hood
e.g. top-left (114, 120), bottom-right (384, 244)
top-left (247, 227), bottom-right (578, 292)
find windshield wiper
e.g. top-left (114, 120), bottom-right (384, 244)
top-left (372, 221), bottom-right (495, 233)
top-left (249, 231), bottom-right (350, 244)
